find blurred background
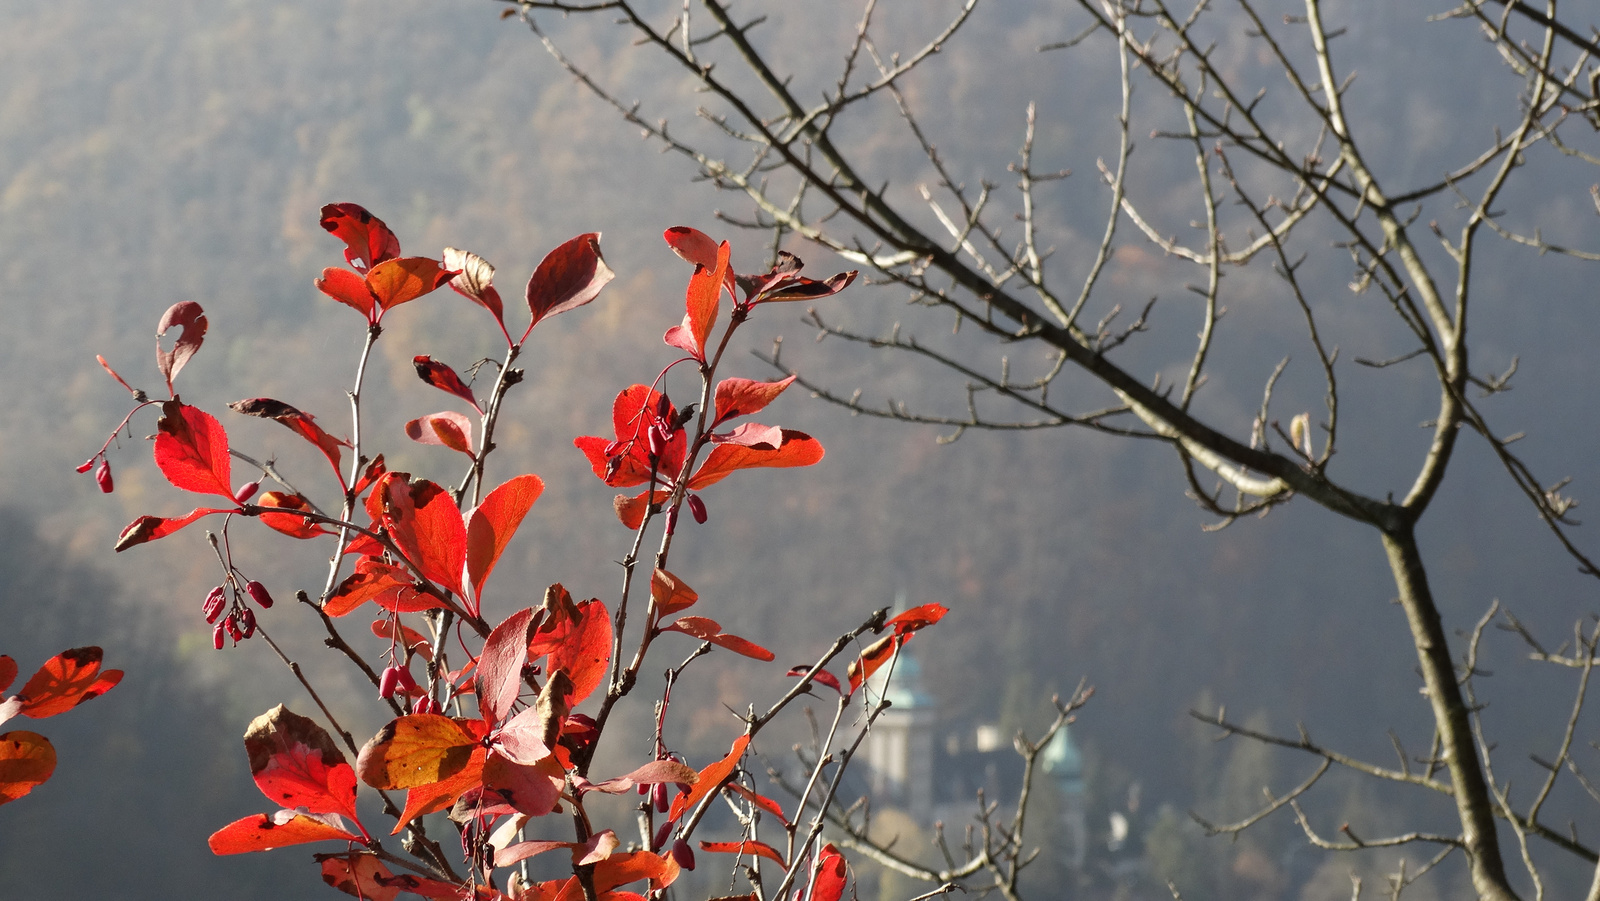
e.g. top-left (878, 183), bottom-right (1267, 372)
top-left (2, 1), bottom-right (1597, 898)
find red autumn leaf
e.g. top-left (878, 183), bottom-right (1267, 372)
top-left (663, 226), bottom-right (721, 269)
top-left (18, 647), bottom-right (120, 718)
top-left (847, 634), bottom-right (901, 697)
top-left (747, 267), bottom-right (857, 305)
top-left (366, 257), bottom-right (456, 313)
top-left (712, 376), bottom-right (795, 427)
top-left (207, 811), bottom-right (360, 854)
top-left (523, 233), bottom-right (614, 337)
top-left (786, 665), bottom-right (843, 695)
top-left (575, 385), bottom-right (687, 488)
top-left (466, 474), bottom-right (545, 603)
top-left (114, 507), bottom-right (236, 551)
top-left (495, 839), bottom-right (579, 869)
top-left (405, 412), bottom-right (474, 456)
top-left (687, 429), bottom-right (824, 490)
top-left (887, 603), bottom-right (948, 636)
top-left (698, 840), bottom-right (786, 867)
top-left (412, 356), bottom-right (481, 412)
top-left (377, 473), bottom-right (468, 597)
top-left (353, 455), bottom-right (387, 497)
top-left (326, 558), bottom-right (444, 617)
top-left (357, 714), bottom-right (487, 790)
top-left (372, 618), bottom-right (433, 661)
top-left (491, 704), bottom-right (555, 766)
top-left (477, 608), bottom-right (535, 726)
top-left (321, 853), bottom-right (400, 901)
top-left (667, 734), bottom-right (750, 821)
top-left (244, 705), bottom-right (359, 821)
top-left (320, 202), bottom-right (401, 273)
top-left (724, 782), bottom-right (789, 826)
top-left (443, 247), bottom-right (505, 327)
top-left (155, 301), bottom-right (207, 396)
top-left (811, 843), bottom-right (850, 901)
top-left (0, 731), bottom-right (55, 806)
top-left (582, 759), bottom-right (698, 795)
top-left (481, 751), bottom-right (563, 817)
top-left (256, 491), bottom-right (331, 539)
top-left (154, 400), bottom-right (234, 499)
top-left (663, 240), bottom-right (730, 362)
top-left (546, 599), bottom-right (612, 706)
top-left (590, 851), bottom-right (681, 894)
top-left (660, 617), bottom-right (774, 662)
top-left (650, 569), bottom-right (698, 616)
top-left (0, 656), bottom-right (15, 693)
top-left (613, 490), bottom-right (670, 530)
top-left (315, 266), bottom-right (377, 319)
top-left (229, 398), bottom-right (350, 475)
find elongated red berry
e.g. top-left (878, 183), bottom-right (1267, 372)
top-left (95, 459), bottom-right (114, 493)
top-left (234, 480), bottom-right (260, 504)
top-left (212, 622), bottom-right (226, 650)
top-left (203, 586), bottom-right (227, 624)
top-left (652, 820), bottom-right (673, 851)
top-left (687, 493), bottom-right (707, 524)
top-left (378, 665), bottom-right (401, 699)
top-left (225, 614), bottom-right (243, 643)
top-left (237, 606), bottom-right (257, 639)
top-left (245, 580), bottom-right (274, 608)
top-left (652, 782), bottom-right (669, 813)
top-left (670, 837), bottom-right (695, 870)
top-left (663, 505), bottom-right (679, 536)
top-left (75, 458), bottom-right (96, 474)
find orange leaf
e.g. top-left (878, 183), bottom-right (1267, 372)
top-left (377, 474), bottom-right (468, 597)
top-left (589, 851), bottom-right (680, 895)
top-left (847, 634), bottom-right (901, 696)
top-left (154, 400), bottom-right (234, 498)
top-left (663, 241), bottom-right (729, 361)
top-left (712, 376), bottom-right (795, 427)
top-left (394, 746), bottom-right (486, 834)
top-left (244, 705), bottom-right (358, 820)
top-left (315, 266), bottom-right (376, 318)
top-left (546, 599), bottom-right (612, 706)
top-left (207, 811), bottom-right (360, 854)
top-left (0, 731), bottom-right (55, 806)
top-left (650, 569), bottom-right (698, 616)
top-left (371, 618), bottom-right (432, 661)
top-left (667, 734), bottom-right (749, 821)
top-left (661, 617), bottom-right (773, 662)
top-left (887, 604), bottom-right (948, 635)
top-left (257, 491), bottom-right (331, 539)
top-left (356, 714), bottom-right (483, 790)
top-left (19, 647), bottom-right (111, 718)
top-left (466, 474), bottom-right (544, 602)
top-left (699, 840), bottom-right (786, 867)
top-left (406, 412), bottom-right (474, 456)
top-left (366, 257), bottom-right (455, 312)
top-left (321, 853), bottom-right (399, 901)
top-left (326, 558), bottom-right (444, 617)
top-left (614, 490), bottom-right (669, 530)
top-left (725, 782), bottom-right (788, 826)
top-left (688, 430), bottom-right (824, 490)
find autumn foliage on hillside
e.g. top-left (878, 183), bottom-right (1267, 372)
top-left (65, 203), bottom-right (940, 900)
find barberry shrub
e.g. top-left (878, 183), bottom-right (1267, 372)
top-left (82, 204), bottom-right (943, 901)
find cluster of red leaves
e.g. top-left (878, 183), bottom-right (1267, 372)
top-left (0, 648), bottom-right (121, 806)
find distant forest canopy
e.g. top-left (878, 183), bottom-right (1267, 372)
top-left (2, 1), bottom-right (1598, 898)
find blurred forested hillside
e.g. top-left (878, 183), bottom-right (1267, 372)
top-left (3, 1), bottom-right (1598, 898)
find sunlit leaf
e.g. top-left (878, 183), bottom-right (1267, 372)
top-left (886, 603), bottom-right (948, 635)
top-left (546, 599), bottom-right (611, 705)
top-left (443, 247), bottom-right (505, 326)
top-left (371, 618), bottom-right (432, 661)
top-left (482, 751), bottom-right (563, 817)
top-left (229, 397), bottom-right (350, 475)
top-left (613, 490), bottom-right (669, 530)
top-left (581, 759), bottom-right (697, 795)
top-left (712, 376), bottom-right (795, 427)
top-left (466, 474), bottom-right (544, 603)
top-left (320, 202), bottom-right (402, 272)
top-left (405, 412), bottom-right (474, 456)
top-left (663, 240), bottom-right (729, 362)
top-left (667, 734), bottom-right (749, 821)
top-left (356, 714), bottom-right (482, 791)
top-left (392, 746), bottom-right (486, 834)
top-left (256, 491), bottom-right (331, 539)
top-left (698, 840), bottom-right (786, 867)
top-left (155, 301), bottom-right (207, 396)
top-left (847, 634), bottom-right (900, 697)
top-left (724, 782), bottom-right (789, 826)
top-left (114, 507), bottom-right (236, 551)
top-left (660, 618), bottom-right (773, 661)
top-left (786, 665), bottom-right (842, 695)
top-left (0, 731), bottom-right (55, 806)
top-left (154, 400), bottom-right (234, 498)
top-left (377, 473), bottom-right (468, 597)
top-left (412, 355), bottom-right (481, 411)
top-left (207, 811), bottom-right (360, 854)
top-left (687, 430), bottom-right (824, 490)
top-left (366, 257), bottom-right (456, 313)
top-left (811, 843), bottom-right (850, 901)
top-left (244, 704), bottom-right (358, 821)
top-left (320, 853), bottom-right (400, 901)
top-left (18, 647), bottom-right (118, 718)
top-left (315, 266), bottom-right (377, 319)
top-left (649, 569), bottom-right (698, 616)
top-left (523, 233), bottom-right (614, 336)
top-left (325, 558), bottom-right (444, 617)
top-left (477, 608), bottom-right (535, 726)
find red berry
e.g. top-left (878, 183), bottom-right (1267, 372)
top-left (212, 622), bottom-right (226, 650)
top-left (687, 493), bottom-right (707, 524)
top-left (237, 606), bottom-right (257, 639)
top-left (234, 480), bottom-right (260, 504)
top-left (670, 837), bottom-right (695, 870)
top-left (245, 580), bottom-right (274, 608)
top-left (652, 782), bottom-right (669, 813)
top-left (652, 820), bottom-right (673, 851)
top-left (94, 460), bottom-right (114, 493)
top-left (663, 505), bottom-right (679, 536)
top-left (378, 666), bottom-right (400, 699)
top-left (75, 458), bottom-right (96, 474)
top-left (202, 586), bottom-right (227, 623)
